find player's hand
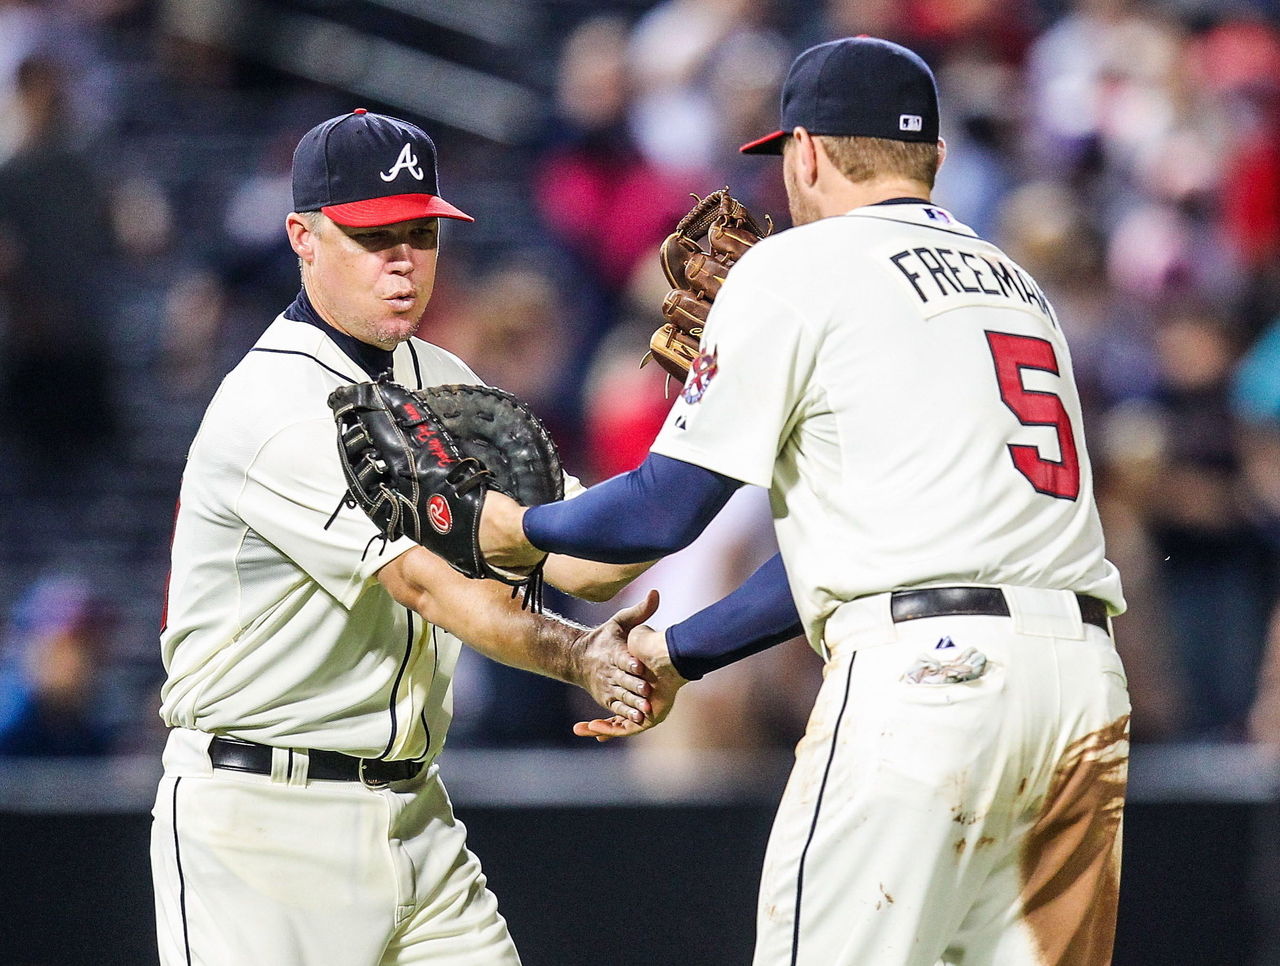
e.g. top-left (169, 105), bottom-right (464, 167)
top-left (573, 622), bottom-right (688, 742)
top-left (571, 590), bottom-right (661, 724)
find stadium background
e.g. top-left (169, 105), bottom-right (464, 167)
top-left (1, 0), bottom-right (1280, 962)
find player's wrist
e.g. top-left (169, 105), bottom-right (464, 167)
top-left (479, 493), bottom-right (543, 569)
top-left (562, 625), bottom-right (594, 692)
top-left (528, 613), bottom-right (589, 689)
top-left (637, 627), bottom-right (689, 684)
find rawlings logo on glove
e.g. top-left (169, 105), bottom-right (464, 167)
top-left (426, 494), bottom-right (453, 534)
top-left (327, 375), bottom-right (563, 609)
top-left (644, 187), bottom-right (772, 380)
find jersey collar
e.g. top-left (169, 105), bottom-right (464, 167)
top-left (845, 199), bottom-right (977, 236)
top-left (284, 288), bottom-right (395, 380)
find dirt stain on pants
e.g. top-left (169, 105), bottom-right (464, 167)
top-left (1019, 714), bottom-right (1130, 966)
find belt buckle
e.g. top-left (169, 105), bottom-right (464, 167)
top-left (358, 759), bottom-right (390, 789)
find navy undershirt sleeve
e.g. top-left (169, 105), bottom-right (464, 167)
top-left (522, 453), bottom-right (743, 564)
top-left (665, 553), bottom-right (804, 680)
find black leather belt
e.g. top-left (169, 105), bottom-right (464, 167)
top-left (889, 586), bottom-right (1109, 631)
top-left (208, 736), bottom-right (423, 786)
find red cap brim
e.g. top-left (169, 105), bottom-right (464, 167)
top-left (739, 130), bottom-right (788, 155)
top-left (321, 193), bottom-right (475, 226)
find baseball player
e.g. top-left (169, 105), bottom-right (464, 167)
top-left (473, 38), bottom-right (1131, 966)
top-left (149, 109), bottom-right (658, 966)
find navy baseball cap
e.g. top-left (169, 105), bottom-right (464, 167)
top-left (740, 37), bottom-right (939, 155)
top-left (292, 108), bottom-right (474, 226)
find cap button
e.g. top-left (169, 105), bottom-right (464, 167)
top-left (353, 108), bottom-right (368, 115)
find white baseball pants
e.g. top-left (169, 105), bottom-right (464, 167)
top-left (150, 728), bottom-right (520, 966)
top-left (754, 587), bottom-right (1130, 966)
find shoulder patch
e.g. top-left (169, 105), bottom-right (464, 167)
top-left (682, 347), bottom-right (719, 404)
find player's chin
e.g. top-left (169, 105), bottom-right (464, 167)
top-left (372, 308), bottom-right (423, 345)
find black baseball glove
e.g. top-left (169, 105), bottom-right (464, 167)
top-left (327, 375), bottom-right (562, 607)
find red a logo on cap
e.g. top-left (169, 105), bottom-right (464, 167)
top-left (381, 144), bottom-right (424, 182)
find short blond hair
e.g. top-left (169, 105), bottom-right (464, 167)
top-left (815, 135), bottom-right (939, 187)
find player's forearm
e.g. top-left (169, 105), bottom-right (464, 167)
top-left (376, 545), bottom-right (652, 720)
top-left (488, 453), bottom-right (742, 566)
top-left (423, 586), bottom-right (657, 724)
top-left (464, 602), bottom-right (584, 684)
top-left (542, 556), bottom-right (657, 602)
top-left (666, 553), bottom-right (804, 679)
top-left (379, 546), bottom-right (581, 680)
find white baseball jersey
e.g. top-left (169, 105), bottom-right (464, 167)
top-left (651, 201), bottom-right (1124, 651)
top-left (159, 314), bottom-right (475, 761)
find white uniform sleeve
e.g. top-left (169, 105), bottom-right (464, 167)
top-left (650, 252), bottom-right (819, 488)
top-left (237, 416), bottom-right (417, 608)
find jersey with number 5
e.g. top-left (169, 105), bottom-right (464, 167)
top-left (650, 201), bottom-right (1124, 650)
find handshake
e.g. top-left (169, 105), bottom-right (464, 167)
top-left (326, 375), bottom-right (686, 740)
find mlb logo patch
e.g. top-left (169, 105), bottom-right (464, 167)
top-left (899, 114), bottom-right (923, 133)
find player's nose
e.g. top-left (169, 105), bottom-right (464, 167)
top-left (384, 242), bottom-right (414, 272)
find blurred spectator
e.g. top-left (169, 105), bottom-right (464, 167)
top-left (0, 575), bottom-right (115, 756)
top-left (809, 0), bottom-right (911, 46)
top-left (1128, 307), bottom-right (1276, 738)
top-left (428, 259), bottom-right (659, 748)
top-left (0, 55), bottom-right (119, 476)
top-left (435, 257), bottom-right (641, 481)
top-left (1233, 316), bottom-right (1280, 747)
top-left (932, 45), bottom-right (1019, 237)
top-left (158, 269), bottom-right (230, 399)
top-left (1203, 18), bottom-right (1280, 274)
top-left (535, 16), bottom-right (689, 291)
top-left (904, 0), bottom-right (1035, 63)
top-left (626, 0), bottom-right (775, 173)
top-left (0, 0), bottom-right (47, 161)
top-left (424, 261), bottom-right (576, 447)
top-left (584, 324), bottom-right (676, 481)
top-left (219, 126), bottom-right (307, 307)
top-left (1024, 0), bottom-right (1163, 174)
top-left (1093, 446), bottom-right (1189, 741)
top-left (533, 12), bottom-right (700, 390)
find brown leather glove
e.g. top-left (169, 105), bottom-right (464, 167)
top-left (644, 188), bottom-right (772, 380)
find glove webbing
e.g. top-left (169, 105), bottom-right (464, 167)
top-left (675, 187), bottom-right (771, 241)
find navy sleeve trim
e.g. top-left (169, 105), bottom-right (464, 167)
top-left (665, 553), bottom-right (803, 680)
top-left (522, 453), bottom-right (743, 564)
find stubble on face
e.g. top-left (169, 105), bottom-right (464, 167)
top-left (783, 149), bottom-right (821, 227)
top-left (301, 215), bottom-right (438, 349)
top-left (366, 314), bottom-right (420, 349)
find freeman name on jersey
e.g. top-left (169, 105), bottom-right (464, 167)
top-left (888, 245), bottom-right (1056, 325)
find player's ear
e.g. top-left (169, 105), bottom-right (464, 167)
top-left (792, 127), bottom-right (820, 187)
top-left (286, 212), bottom-right (315, 262)
top-left (936, 137), bottom-right (947, 175)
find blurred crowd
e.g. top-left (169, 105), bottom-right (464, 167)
top-left (2, 0), bottom-right (1280, 763)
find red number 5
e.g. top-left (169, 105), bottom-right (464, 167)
top-left (985, 331), bottom-right (1080, 500)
